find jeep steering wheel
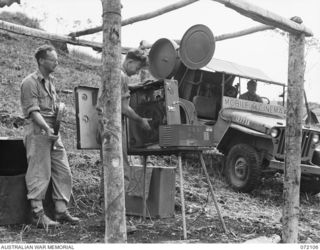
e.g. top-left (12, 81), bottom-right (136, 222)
top-left (261, 96), bottom-right (270, 104)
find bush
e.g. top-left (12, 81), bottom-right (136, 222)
top-left (0, 11), bottom-right (41, 29)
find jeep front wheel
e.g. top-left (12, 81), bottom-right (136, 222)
top-left (225, 144), bottom-right (261, 192)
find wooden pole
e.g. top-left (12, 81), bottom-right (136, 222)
top-left (282, 18), bottom-right (305, 243)
top-left (100, 0), bottom-right (126, 243)
top-left (0, 18), bottom-right (275, 54)
top-left (71, 0), bottom-right (313, 38)
top-left (68, 0), bottom-right (199, 38)
top-left (139, 24), bottom-right (276, 50)
top-left (70, 0), bottom-right (314, 38)
top-left (142, 156), bottom-right (147, 220)
top-left (178, 153), bottom-right (187, 240)
top-left (0, 20), bottom-right (103, 51)
top-left (211, 0), bottom-right (312, 36)
top-left (199, 153), bottom-right (228, 233)
top-left (215, 24), bottom-right (274, 41)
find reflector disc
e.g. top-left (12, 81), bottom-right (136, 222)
top-left (180, 24), bottom-right (215, 70)
top-left (149, 38), bottom-right (180, 79)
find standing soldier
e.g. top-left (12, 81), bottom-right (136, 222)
top-left (120, 49), bottom-right (151, 174)
top-left (98, 49), bottom-right (151, 190)
top-left (20, 45), bottom-right (79, 228)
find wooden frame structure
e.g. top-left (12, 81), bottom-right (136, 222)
top-left (0, 0), bottom-right (312, 243)
top-left (0, 19), bottom-right (277, 52)
top-left (0, 0), bottom-right (312, 50)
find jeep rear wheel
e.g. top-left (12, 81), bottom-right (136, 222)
top-left (225, 144), bottom-right (261, 192)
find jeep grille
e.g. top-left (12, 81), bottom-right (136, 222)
top-left (274, 129), bottom-right (314, 162)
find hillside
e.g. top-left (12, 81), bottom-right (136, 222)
top-left (0, 13), bottom-right (320, 244)
top-left (0, 29), bottom-right (101, 149)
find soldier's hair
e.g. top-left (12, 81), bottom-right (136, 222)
top-left (125, 49), bottom-right (147, 67)
top-left (34, 45), bottom-right (56, 65)
top-left (247, 80), bottom-right (257, 87)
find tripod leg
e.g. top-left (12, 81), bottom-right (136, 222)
top-left (142, 155), bottom-right (147, 220)
top-left (178, 153), bottom-right (187, 239)
top-left (199, 153), bottom-right (228, 233)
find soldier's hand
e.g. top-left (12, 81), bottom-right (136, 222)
top-left (46, 128), bottom-right (59, 141)
top-left (140, 118), bottom-right (151, 131)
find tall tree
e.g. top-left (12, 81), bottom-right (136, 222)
top-left (282, 17), bottom-right (305, 243)
top-left (99, 0), bottom-right (126, 243)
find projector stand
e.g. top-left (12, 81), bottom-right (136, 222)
top-left (134, 147), bottom-right (228, 240)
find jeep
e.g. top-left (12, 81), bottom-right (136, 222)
top-left (173, 58), bottom-right (320, 193)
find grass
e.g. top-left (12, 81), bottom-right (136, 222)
top-left (0, 11), bottom-right (41, 29)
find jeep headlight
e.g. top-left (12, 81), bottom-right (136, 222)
top-left (270, 128), bottom-right (279, 138)
top-left (312, 134), bottom-right (319, 144)
top-left (315, 144), bottom-right (320, 152)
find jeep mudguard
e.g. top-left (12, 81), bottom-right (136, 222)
top-left (225, 143), bottom-right (261, 192)
top-left (216, 124), bottom-right (271, 155)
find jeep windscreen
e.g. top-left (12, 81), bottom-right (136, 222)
top-left (201, 58), bottom-right (286, 105)
top-left (236, 77), bottom-right (285, 106)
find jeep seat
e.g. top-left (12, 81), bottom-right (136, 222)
top-left (192, 95), bottom-right (216, 120)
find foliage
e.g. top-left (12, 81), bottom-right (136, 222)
top-left (0, 11), bottom-right (41, 29)
top-left (273, 28), bottom-right (320, 53)
top-left (306, 37), bottom-right (320, 53)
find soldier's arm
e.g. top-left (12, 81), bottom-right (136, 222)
top-left (121, 97), bottom-right (151, 131)
top-left (30, 111), bottom-right (58, 140)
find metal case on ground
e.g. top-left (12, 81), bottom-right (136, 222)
top-left (0, 138), bottom-right (55, 225)
top-left (0, 138), bottom-right (30, 225)
top-left (125, 166), bottom-right (176, 218)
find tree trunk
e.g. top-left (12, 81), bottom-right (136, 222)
top-left (100, 0), bottom-right (126, 243)
top-left (282, 27), bottom-right (305, 242)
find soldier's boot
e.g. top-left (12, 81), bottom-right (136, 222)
top-left (54, 210), bottom-right (80, 224)
top-left (31, 210), bottom-right (60, 229)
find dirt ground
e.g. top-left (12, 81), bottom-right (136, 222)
top-left (0, 153), bottom-right (319, 244)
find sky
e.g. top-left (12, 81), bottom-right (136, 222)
top-left (2, 0), bottom-right (320, 102)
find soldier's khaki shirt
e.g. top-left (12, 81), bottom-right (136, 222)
top-left (20, 70), bottom-right (57, 119)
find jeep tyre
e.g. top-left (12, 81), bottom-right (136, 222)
top-left (225, 144), bottom-right (261, 192)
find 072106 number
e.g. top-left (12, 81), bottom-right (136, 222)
top-left (300, 245), bottom-right (319, 250)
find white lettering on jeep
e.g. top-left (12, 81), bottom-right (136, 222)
top-left (223, 97), bottom-right (286, 117)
